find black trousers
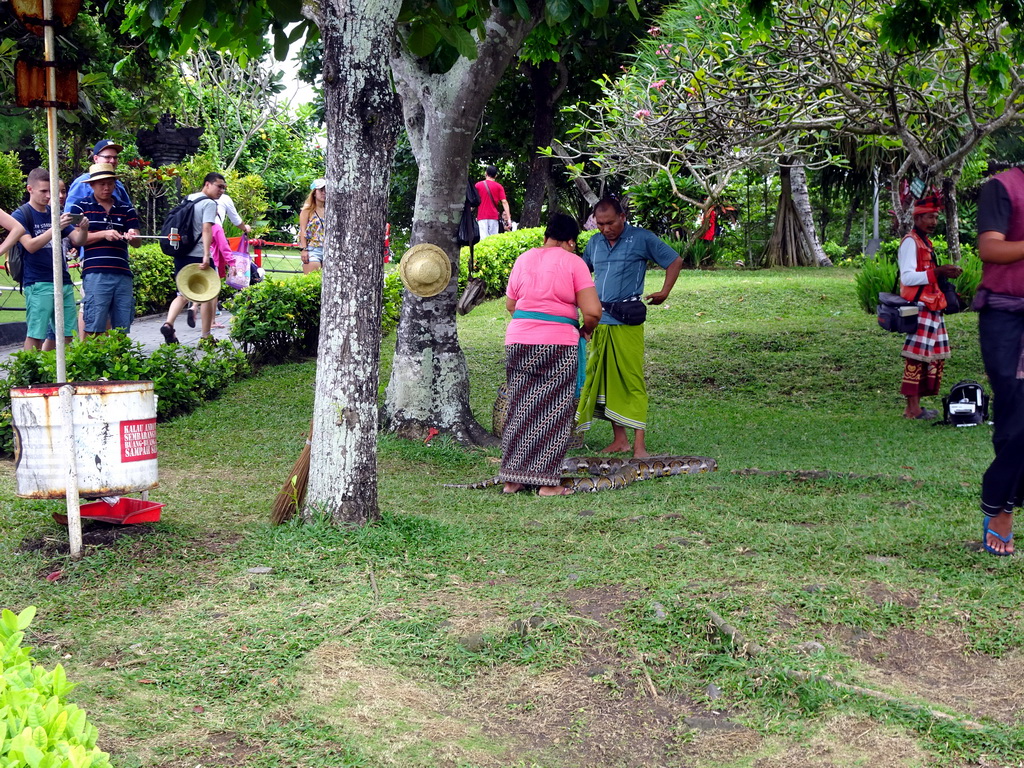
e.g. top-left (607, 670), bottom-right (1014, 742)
top-left (979, 308), bottom-right (1024, 516)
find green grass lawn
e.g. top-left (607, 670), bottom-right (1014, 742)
top-left (0, 267), bottom-right (1020, 768)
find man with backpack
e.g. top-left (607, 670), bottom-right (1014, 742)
top-left (11, 168), bottom-right (82, 350)
top-left (159, 173), bottom-right (226, 344)
top-left (67, 163), bottom-right (141, 336)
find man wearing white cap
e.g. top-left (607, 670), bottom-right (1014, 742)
top-left (67, 163), bottom-right (141, 335)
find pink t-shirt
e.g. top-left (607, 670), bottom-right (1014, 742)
top-left (505, 246), bottom-right (595, 346)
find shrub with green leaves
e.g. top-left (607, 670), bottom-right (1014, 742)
top-left (458, 228), bottom-right (596, 297)
top-left (0, 606), bottom-right (112, 768)
top-left (0, 151), bottom-right (24, 214)
top-left (129, 244), bottom-right (177, 316)
top-left (854, 235), bottom-right (982, 313)
top-left (0, 331), bottom-right (250, 456)
top-left (226, 270), bottom-right (404, 363)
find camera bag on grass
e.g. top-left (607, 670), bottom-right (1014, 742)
top-left (941, 380), bottom-right (989, 427)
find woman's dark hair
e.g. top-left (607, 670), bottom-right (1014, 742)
top-left (545, 213), bottom-right (580, 242)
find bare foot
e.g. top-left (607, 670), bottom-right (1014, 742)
top-left (985, 511), bottom-right (1014, 555)
top-left (212, 321), bottom-right (226, 329)
top-left (503, 483), bottom-right (525, 494)
top-left (538, 485), bottom-right (573, 496)
top-left (633, 449), bottom-right (650, 459)
top-left (599, 442), bottom-right (631, 454)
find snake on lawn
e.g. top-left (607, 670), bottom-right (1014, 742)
top-left (444, 455), bottom-right (718, 492)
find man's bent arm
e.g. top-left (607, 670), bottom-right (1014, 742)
top-left (646, 256), bottom-right (684, 305)
top-left (978, 231), bottom-right (1024, 264)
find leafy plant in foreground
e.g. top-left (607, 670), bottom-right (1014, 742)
top-left (0, 606), bottom-right (112, 768)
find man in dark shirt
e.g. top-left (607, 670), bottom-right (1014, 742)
top-left (11, 168), bottom-right (80, 350)
top-left (974, 169), bottom-right (1024, 555)
top-left (68, 163), bottom-right (141, 335)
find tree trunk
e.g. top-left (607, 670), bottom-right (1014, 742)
top-left (942, 172), bottom-right (961, 263)
top-left (520, 59), bottom-right (568, 228)
top-left (841, 196), bottom-right (860, 246)
top-left (790, 160), bottom-right (832, 267)
top-left (383, 6), bottom-right (538, 445)
top-left (305, 0), bottom-right (403, 526)
top-left (762, 161), bottom-right (832, 267)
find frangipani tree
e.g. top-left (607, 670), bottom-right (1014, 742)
top-left (570, 0), bottom-right (1024, 261)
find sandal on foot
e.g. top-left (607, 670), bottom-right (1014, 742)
top-left (160, 323), bottom-right (178, 344)
top-left (983, 516), bottom-right (1014, 556)
top-left (186, 307), bottom-right (196, 328)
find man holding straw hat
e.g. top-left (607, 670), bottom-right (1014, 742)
top-left (160, 173), bottom-right (227, 345)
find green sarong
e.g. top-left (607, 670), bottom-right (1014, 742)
top-left (576, 324), bottom-right (647, 432)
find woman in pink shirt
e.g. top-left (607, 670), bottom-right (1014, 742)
top-left (501, 214), bottom-right (602, 495)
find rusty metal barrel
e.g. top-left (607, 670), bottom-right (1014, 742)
top-left (11, 380), bottom-right (158, 499)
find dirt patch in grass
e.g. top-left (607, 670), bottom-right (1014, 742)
top-left (558, 585), bottom-right (640, 628)
top-left (106, 729), bottom-right (265, 768)
top-left (298, 643), bottom-right (500, 767)
top-left (829, 623), bottom-right (1024, 724)
top-left (710, 715), bottom-right (928, 768)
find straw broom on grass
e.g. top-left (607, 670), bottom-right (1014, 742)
top-left (271, 422), bottom-right (312, 525)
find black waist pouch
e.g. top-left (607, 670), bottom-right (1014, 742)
top-left (602, 297), bottom-right (647, 325)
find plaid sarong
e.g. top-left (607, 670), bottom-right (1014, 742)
top-left (499, 343), bottom-right (578, 486)
top-left (576, 324), bottom-right (647, 432)
top-left (901, 308), bottom-right (950, 363)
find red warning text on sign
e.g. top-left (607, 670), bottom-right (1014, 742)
top-left (121, 419), bottom-right (157, 462)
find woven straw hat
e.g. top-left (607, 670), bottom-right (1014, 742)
top-left (176, 263), bottom-right (221, 302)
top-left (399, 244), bottom-right (451, 297)
top-left (86, 163), bottom-right (119, 183)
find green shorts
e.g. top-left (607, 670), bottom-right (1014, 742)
top-left (25, 282), bottom-right (77, 340)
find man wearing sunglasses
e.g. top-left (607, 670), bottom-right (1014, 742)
top-left (63, 140), bottom-right (135, 213)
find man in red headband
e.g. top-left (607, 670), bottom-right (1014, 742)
top-left (897, 195), bottom-right (962, 420)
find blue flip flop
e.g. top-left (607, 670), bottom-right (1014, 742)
top-left (983, 516), bottom-right (1014, 556)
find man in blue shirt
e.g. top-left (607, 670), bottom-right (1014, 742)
top-left (68, 164), bottom-right (141, 335)
top-left (12, 168), bottom-right (81, 350)
top-left (576, 197), bottom-right (683, 457)
top-left (63, 140), bottom-right (133, 212)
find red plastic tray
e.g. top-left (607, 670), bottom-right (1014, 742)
top-left (77, 497), bottom-right (164, 524)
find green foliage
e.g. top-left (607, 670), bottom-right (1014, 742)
top-left (0, 606), bottom-right (113, 768)
top-left (129, 244), bottom-right (178, 316)
top-left (459, 228), bottom-right (596, 296)
top-left (226, 272), bottom-right (405, 362)
top-left (661, 237), bottom-right (716, 269)
top-left (628, 172), bottom-right (704, 235)
top-left (174, 155), bottom-right (270, 237)
top-left (854, 235), bottom-right (983, 313)
top-left (0, 331), bottom-right (249, 455)
top-left (0, 151), bottom-right (24, 214)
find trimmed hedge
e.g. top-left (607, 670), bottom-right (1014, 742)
top-left (0, 330), bottom-right (249, 456)
top-left (457, 228), bottom-right (596, 297)
top-left (225, 270), bottom-right (405, 363)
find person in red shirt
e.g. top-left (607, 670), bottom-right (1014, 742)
top-left (474, 166), bottom-right (511, 240)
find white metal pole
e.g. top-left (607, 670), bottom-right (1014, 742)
top-left (59, 385), bottom-right (81, 559)
top-left (43, 0), bottom-right (80, 558)
top-left (42, 0), bottom-right (66, 384)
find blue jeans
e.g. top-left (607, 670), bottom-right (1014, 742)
top-left (82, 272), bottom-right (134, 333)
top-left (978, 308), bottom-right (1024, 516)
